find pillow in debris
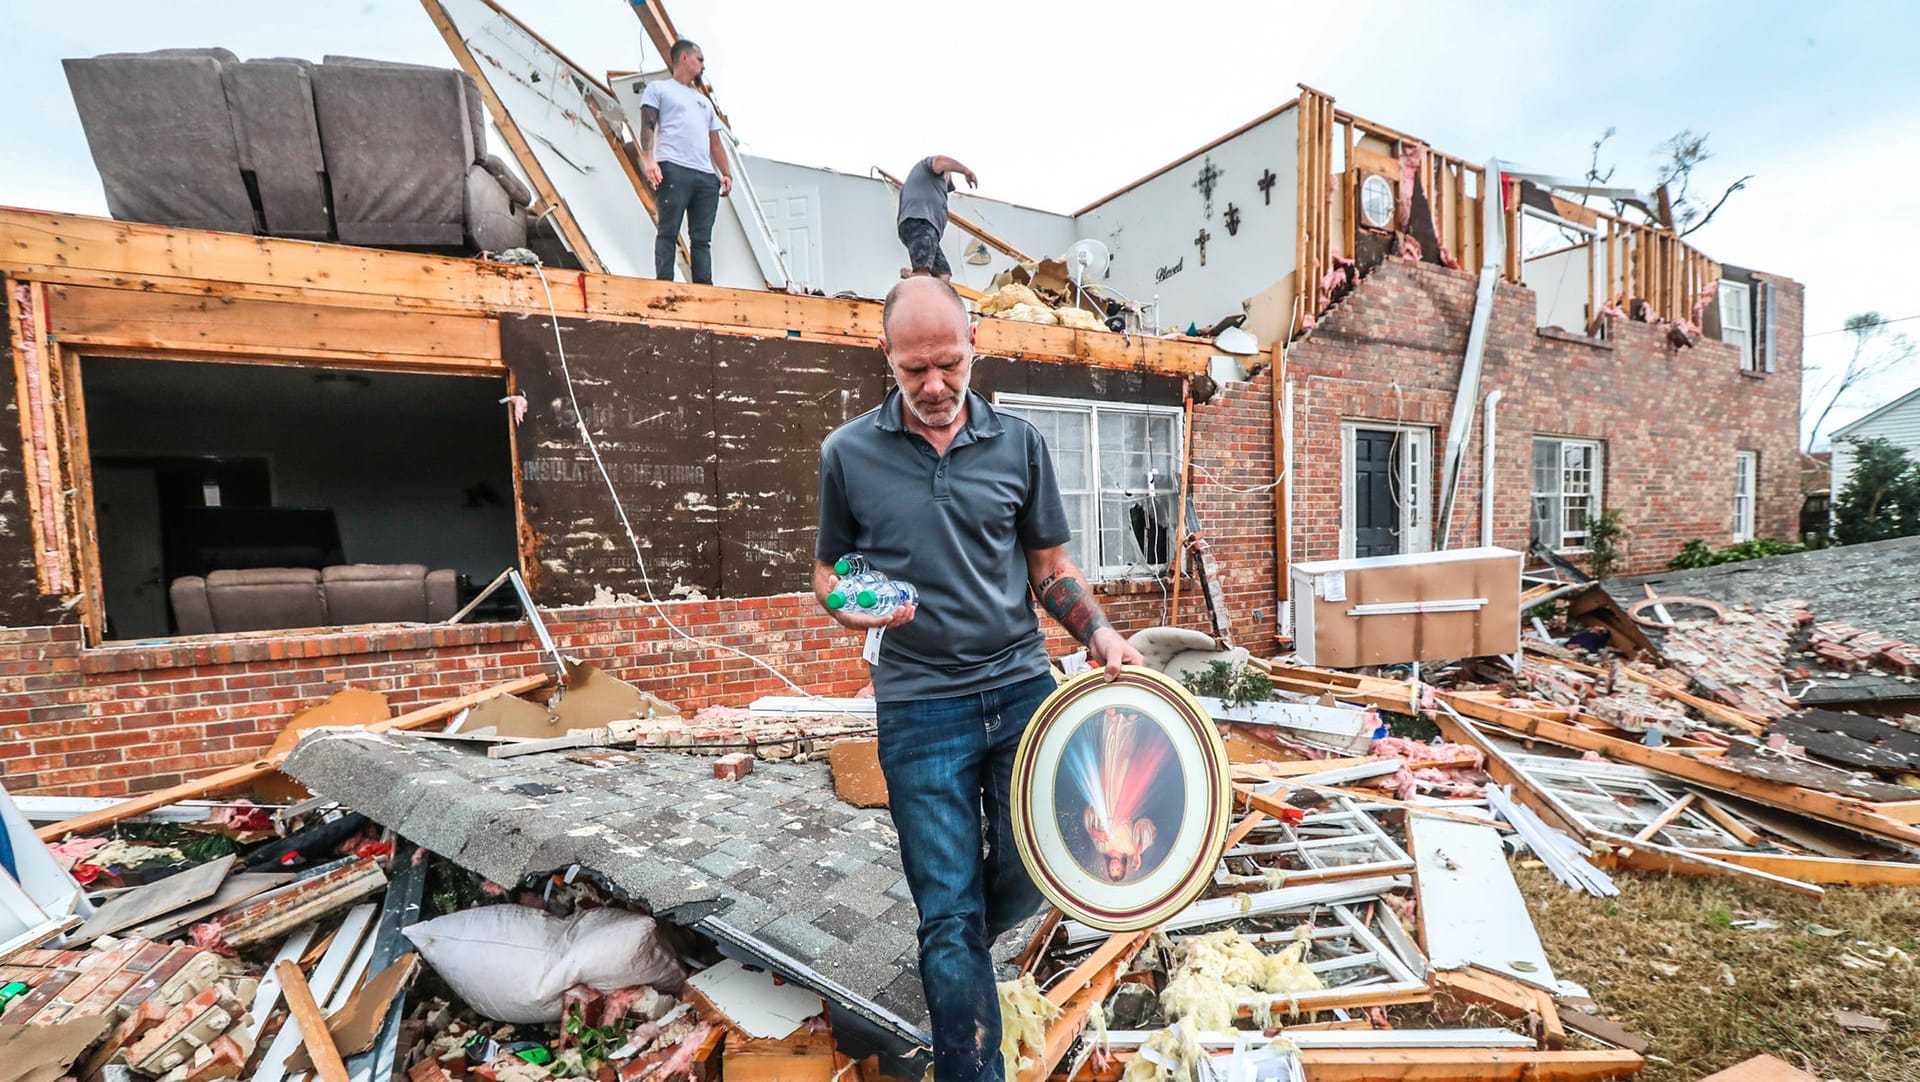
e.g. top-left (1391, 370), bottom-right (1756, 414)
top-left (402, 904), bottom-right (685, 1023)
top-left (978, 283), bottom-right (1044, 316)
top-left (998, 302), bottom-right (1060, 325)
top-left (1053, 305), bottom-right (1106, 332)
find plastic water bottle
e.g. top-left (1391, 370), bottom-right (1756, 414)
top-left (836, 579), bottom-right (919, 618)
top-left (832, 553), bottom-right (871, 577)
top-left (825, 571), bottom-right (883, 611)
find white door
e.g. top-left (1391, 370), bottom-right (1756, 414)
top-left (759, 187), bottom-right (826, 293)
top-left (94, 465), bottom-right (170, 640)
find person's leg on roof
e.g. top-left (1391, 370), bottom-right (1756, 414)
top-left (685, 166), bottom-right (722, 285)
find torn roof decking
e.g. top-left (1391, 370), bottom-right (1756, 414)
top-left (0, 208), bottom-right (1217, 375)
top-left (279, 730), bottom-right (934, 1045)
top-left (1608, 536), bottom-right (1920, 706)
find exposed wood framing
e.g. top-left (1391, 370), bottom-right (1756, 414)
top-left (1271, 344), bottom-right (1288, 612)
top-left (58, 340), bottom-right (104, 646)
top-left (45, 285), bottom-right (502, 373)
top-left (5, 280), bottom-right (77, 595)
top-left (420, 0), bottom-right (606, 273)
top-left (0, 210), bottom-right (1214, 374)
top-left (1293, 85), bottom-right (1336, 335)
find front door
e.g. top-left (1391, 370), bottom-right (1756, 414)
top-left (1352, 429), bottom-right (1401, 558)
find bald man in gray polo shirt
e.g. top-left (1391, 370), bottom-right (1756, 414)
top-left (814, 277), bottom-right (1141, 1082)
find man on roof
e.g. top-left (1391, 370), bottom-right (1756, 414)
top-left (639, 39), bottom-right (731, 285)
top-left (897, 155), bottom-right (978, 282)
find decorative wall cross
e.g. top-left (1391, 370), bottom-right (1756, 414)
top-left (1257, 169), bottom-right (1277, 205)
top-left (1224, 203), bottom-right (1241, 237)
top-left (1193, 155), bottom-right (1224, 219)
top-left (1194, 228), bottom-right (1211, 266)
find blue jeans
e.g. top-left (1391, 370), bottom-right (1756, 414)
top-left (877, 672), bottom-right (1054, 1082)
top-left (654, 160), bottom-right (720, 283)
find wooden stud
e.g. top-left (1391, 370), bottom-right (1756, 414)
top-left (0, 210), bottom-right (1218, 375)
top-left (420, 0), bottom-right (607, 274)
top-left (56, 340), bottom-right (104, 647)
top-left (1169, 388), bottom-right (1194, 627)
top-left (1630, 792), bottom-right (1695, 843)
top-left (1078, 1047), bottom-right (1644, 1082)
top-left (1694, 849), bottom-right (1920, 888)
top-left (276, 961), bottom-right (351, 1082)
top-left (1694, 798), bottom-right (1765, 845)
top-left (46, 285), bottom-right (502, 372)
top-left (1271, 343), bottom-right (1289, 616)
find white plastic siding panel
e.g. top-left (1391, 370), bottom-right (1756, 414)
top-left (1073, 108), bottom-right (1300, 340)
top-left (1833, 392), bottom-right (1920, 494)
top-left (1524, 244), bottom-right (1598, 333)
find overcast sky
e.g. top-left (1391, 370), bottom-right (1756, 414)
top-left (3, 0), bottom-right (1915, 446)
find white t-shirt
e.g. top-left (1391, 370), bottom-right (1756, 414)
top-left (639, 78), bottom-right (722, 175)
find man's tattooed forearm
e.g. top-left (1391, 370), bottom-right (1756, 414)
top-left (640, 106), bottom-right (658, 153)
top-left (1039, 573), bottom-right (1111, 645)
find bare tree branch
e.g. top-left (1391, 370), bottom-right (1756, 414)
top-left (1805, 313), bottom-right (1917, 451)
top-left (1680, 176), bottom-right (1753, 237)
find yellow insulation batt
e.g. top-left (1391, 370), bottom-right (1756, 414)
top-left (1158, 925), bottom-right (1323, 1032)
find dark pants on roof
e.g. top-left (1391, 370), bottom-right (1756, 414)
top-left (876, 672), bottom-right (1052, 1082)
top-left (655, 160), bottom-right (721, 284)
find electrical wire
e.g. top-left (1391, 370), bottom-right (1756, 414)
top-left (1806, 314), bottom-right (1918, 337)
top-left (531, 264), bottom-right (816, 697)
top-left (1191, 462), bottom-right (1287, 492)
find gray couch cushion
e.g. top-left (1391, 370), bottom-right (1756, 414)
top-left (222, 57), bottom-right (331, 239)
top-left (63, 50), bottom-right (257, 233)
top-left (322, 563), bottom-right (429, 625)
top-left (204, 567), bottom-right (326, 633)
top-left (310, 56), bottom-right (476, 246)
top-left (465, 162), bottom-right (527, 253)
top-left (169, 576), bottom-right (217, 636)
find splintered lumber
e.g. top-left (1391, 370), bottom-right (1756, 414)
top-left (1439, 691), bottom-right (1920, 849)
top-left (1256, 660), bottom-right (1420, 714)
top-left (37, 675), bottom-right (550, 841)
top-left (275, 961), bottom-right (352, 1082)
top-left (202, 857), bottom-right (387, 950)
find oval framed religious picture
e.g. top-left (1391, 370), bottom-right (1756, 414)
top-left (1011, 666), bottom-right (1230, 932)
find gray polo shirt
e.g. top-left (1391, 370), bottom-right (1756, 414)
top-left (896, 157), bottom-right (952, 231)
top-left (816, 389), bottom-right (1072, 702)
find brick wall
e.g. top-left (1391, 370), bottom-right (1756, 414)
top-left (0, 260), bottom-right (1803, 797)
top-left (1286, 259), bottom-right (1803, 573)
top-left (0, 596), bottom-right (875, 796)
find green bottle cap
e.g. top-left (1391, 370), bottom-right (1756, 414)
top-left (826, 591), bottom-right (849, 609)
top-left (834, 556), bottom-right (855, 575)
top-left (856, 588), bottom-right (878, 607)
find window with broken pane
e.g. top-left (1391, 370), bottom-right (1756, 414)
top-left (1531, 437), bottom-right (1604, 551)
top-left (998, 395), bottom-right (1182, 580)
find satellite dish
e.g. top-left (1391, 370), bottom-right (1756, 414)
top-left (1214, 325), bottom-right (1259, 356)
top-left (1067, 239), bottom-right (1111, 284)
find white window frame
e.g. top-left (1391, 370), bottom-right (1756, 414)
top-left (1733, 451), bottom-right (1757, 542)
top-left (995, 393), bottom-right (1184, 581)
top-left (1718, 280), bottom-right (1755, 370)
top-left (1532, 437), bottom-right (1604, 552)
top-left (1338, 423), bottom-right (1434, 559)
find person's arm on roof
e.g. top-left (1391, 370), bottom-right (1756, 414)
top-left (638, 84), bottom-right (663, 187)
top-left (929, 155), bottom-right (978, 189)
top-left (708, 128), bottom-right (733, 197)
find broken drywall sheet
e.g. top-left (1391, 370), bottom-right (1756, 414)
top-left (686, 958), bottom-right (824, 1040)
top-left (1410, 816), bottom-right (1557, 990)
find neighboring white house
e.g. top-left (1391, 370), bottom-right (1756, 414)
top-left (1830, 384), bottom-right (1920, 496)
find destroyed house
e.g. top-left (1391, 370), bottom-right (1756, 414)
top-left (0, 14), bottom-right (1806, 802)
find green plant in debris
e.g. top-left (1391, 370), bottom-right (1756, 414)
top-left (1667, 536), bottom-right (1806, 570)
top-left (1180, 661), bottom-right (1274, 708)
top-left (1525, 600), bottom-right (1566, 623)
top-left (1832, 436), bottom-right (1920, 544)
top-left (1706, 902), bottom-right (1735, 930)
top-left (560, 1004), bottom-right (637, 1076)
top-left (114, 822), bottom-right (238, 864)
top-left (1584, 509), bottom-right (1628, 580)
